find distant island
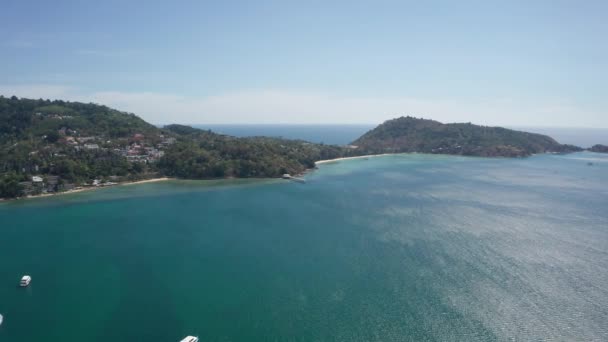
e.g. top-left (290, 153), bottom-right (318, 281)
top-left (0, 96), bottom-right (598, 199)
top-left (352, 116), bottom-right (583, 157)
top-left (589, 144), bottom-right (608, 153)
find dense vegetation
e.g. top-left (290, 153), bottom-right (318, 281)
top-left (0, 96), bottom-right (348, 198)
top-left (0, 96), bottom-right (164, 198)
top-left (352, 116), bottom-right (583, 157)
top-left (158, 125), bottom-right (345, 178)
top-left (589, 144), bottom-right (608, 153)
top-left (0, 96), bottom-right (159, 141)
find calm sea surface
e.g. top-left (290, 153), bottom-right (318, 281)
top-left (1, 152), bottom-right (607, 341)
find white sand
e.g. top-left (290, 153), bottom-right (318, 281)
top-left (10, 177), bottom-right (173, 201)
top-left (315, 154), bottom-right (394, 165)
top-left (119, 177), bottom-right (172, 186)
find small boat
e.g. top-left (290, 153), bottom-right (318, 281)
top-left (20, 275), bottom-right (31, 287)
top-left (0, 313), bottom-right (3, 326)
top-left (282, 174), bottom-right (292, 179)
top-left (180, 336), bottom-right (199, 342)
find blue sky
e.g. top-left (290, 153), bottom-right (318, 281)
top-left (1, 0), bottom-right (606, 126)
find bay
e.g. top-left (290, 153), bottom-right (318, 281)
top-left (0, 152), bottom-right (607, 341)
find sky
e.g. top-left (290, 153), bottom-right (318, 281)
top-left (0, 0), bottom-right (607, 127)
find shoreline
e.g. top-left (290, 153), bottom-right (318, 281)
top-left (1, 177), bottom-right (172, 202)
top-left (118, 177), bottom-right (172, 186)
top-left (315, 153), bottom-right (394, 165)
top-left (1, 151), bottom-right (592, 202)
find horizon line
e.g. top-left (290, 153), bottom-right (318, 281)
top-left (153, 122), bottom-right (608, 130)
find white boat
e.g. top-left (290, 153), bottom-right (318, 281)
top-left (0, 313), bottom-right (3, 326)
top-left (180, 336), bottom-right (198, 342)
top-left (20, 275), bottom-right (31, 287)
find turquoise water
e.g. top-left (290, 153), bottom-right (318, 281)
top-left (0, 152), bottom-right (607, 341)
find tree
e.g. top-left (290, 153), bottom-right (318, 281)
top-left (0, 173), bottom-right (24, 198)
top-left (46, 131), bottom-right (60, 143)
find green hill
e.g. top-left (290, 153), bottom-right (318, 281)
top-left (0, 96), bottom-right (345, 198)
top-left (158, 124), bottom-right (344, 178)
top-left (352, 116), bottom-right (582, 157)
top-left (0, 96), bottom-right (165, 195)
top-left (0, 96), bottom-right (159, 141)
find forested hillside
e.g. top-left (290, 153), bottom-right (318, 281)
top-left (0, 96), bottom-right (348, 198)
top-left (352, 116), bottom-right (582, 157)
top-left (158, 124), bottom-right (345, 178)
top-left (0, 96), bottom-right (168, 197)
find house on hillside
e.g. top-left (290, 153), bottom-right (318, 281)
top-left (19, 181), bottom-right (34, 195)
top-left (160, 137), bottom-right (176, 146)
top-left (78, 137), bottom-right (96, 143)
top-left (65, 136), bottom-right (78, 146)
top-left (46, 176), bottom-right (60, 192)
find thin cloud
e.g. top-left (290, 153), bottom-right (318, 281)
top-left (75, 49), bottom-right (139, 57)
top-left (3, 40), bottom-right (35, 48)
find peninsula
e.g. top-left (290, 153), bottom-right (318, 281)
top-left (352, 116), bottom-right (583, 157)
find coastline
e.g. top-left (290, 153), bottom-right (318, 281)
top-left (2, 151), bottom-right (593, 202)
top-left (1, 177), bottom-right (172, 202)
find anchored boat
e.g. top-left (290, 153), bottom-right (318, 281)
top-left (19, 275), bottom-right (31, 287)
top-left (180, 336), bottom-right (199, 342)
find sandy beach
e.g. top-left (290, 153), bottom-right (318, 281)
top-left (0, 177), bottom-right (173, 202)
top-left (119, 177), bottom-right (172, 186)
top-left (315, 154), bottom-right (393, 165)
top-left (22, 186), bottom-right (98, 200)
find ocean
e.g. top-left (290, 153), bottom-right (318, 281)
top-left (193, 124), bottom-right (375, 145)
top-left (514, 127), bottom-right (608, 148)
top-left (0, 150), bottom-right (607, 341)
